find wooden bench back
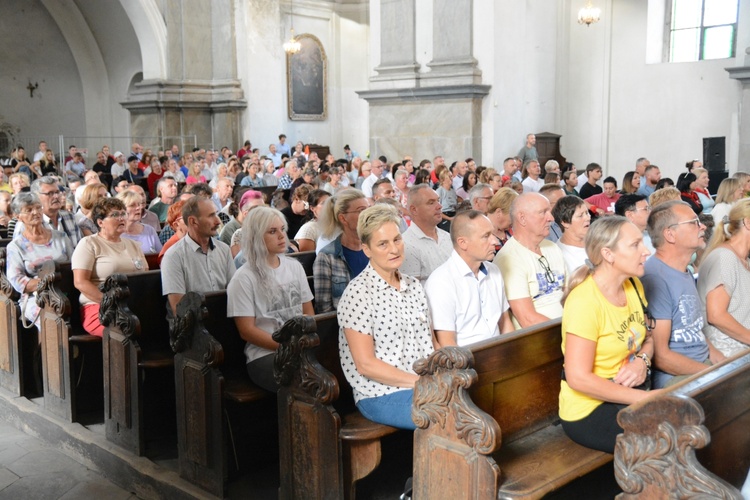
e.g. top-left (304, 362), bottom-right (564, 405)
top-left (202, 291), bottom-right (247, 380)
top-left (615, 350), bottom-right (750, 497)
top-left (0, 248), bottom-right (26, 396)
top-left (288, 251), bottom-right (316, 277)
top-left (469, 318), bottom-right (563, 443)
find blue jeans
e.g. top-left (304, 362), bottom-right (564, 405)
top-left (357, 390), bottom-right (416, 430)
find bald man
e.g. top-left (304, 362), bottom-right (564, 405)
top-left (494, 193), bottom-right (566, 328)
top-left (425, 210), bottom-right (513, 346)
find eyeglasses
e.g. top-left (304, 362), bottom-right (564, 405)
top-left (343, 206), bottom-right (368, 215)
top-left (668, 217), bottom-right (701, 228)
top-left (38, 190), bottom-right (61, 197)
top-left (106, 211), bottom-right (127, 219)
top-left (20, 206), bottom-right (43, 215)
top-left (538, 256), bottom-right (556, 284)
top-left (634, 205), bottom-right (652, 212)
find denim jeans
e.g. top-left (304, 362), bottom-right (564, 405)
top-left (357, 389), bottom-right (416, 430)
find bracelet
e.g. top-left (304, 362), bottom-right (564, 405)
top-left (636, 352), bottom-right (651, 370)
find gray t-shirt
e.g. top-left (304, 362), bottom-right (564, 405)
top-left (697, 247), bottom-right (750, 357)
top-left (641, 256), bottom-right (709, 388)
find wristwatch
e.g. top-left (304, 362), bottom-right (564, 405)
top-left (636, 352), bottom-right (652, 370)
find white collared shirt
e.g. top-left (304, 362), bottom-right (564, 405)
top-left (400, 224), bottom-right (452, 284)
top-left (424, 251), bottom-right (510, 346)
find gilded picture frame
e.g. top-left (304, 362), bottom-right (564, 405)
top-left (286, 33), bottom-right (327, 121)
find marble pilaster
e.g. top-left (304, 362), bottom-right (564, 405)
top-left (371, 0), bottom-right (420, 85)
top-left (424, 0), bottom-right (481, 85)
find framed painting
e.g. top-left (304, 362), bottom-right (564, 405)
top-left (287, 33), bottom-right (327, 121)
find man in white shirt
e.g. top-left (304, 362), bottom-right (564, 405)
top-left (425, 210), bottom-right (513, 346)
top-left (400, 184), bottom-right (452, 283)
top-left (33, 141), bottom-right (48, 162)
top-left (110, 152), bottom-right (126, 178)
top-left (521, 160), bottom-right (544, 193)
top-left (452, 160), bottom-right (468, 191)
top-left (361, 159), bottom-right (384, 198)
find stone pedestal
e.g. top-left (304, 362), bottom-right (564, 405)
top-left (357, 85), bottom-right (490, 163)
top-left (121, 80), bottom-right (246, 150)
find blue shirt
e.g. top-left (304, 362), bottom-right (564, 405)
top-left (342, 246), bottom-right (368, 278)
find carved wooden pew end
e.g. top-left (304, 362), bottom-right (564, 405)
top-left (274, 313), bottom-right (399, 500)
top-left (411, 324), bottom-right (614, 500)
top-left (171, 291), bottom-right (272, 498)
top-left (615, 351), bottom-right (750, 500)
top-left (99, 271), bottom-right (174, 457)
top-left (36, 260), bottom-right (103, 423)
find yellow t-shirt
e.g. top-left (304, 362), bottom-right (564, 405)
top-left (559, 275), bottom-right (647, 422)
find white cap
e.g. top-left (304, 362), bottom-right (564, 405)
top-left (113, 151), bottom-right (124, 159)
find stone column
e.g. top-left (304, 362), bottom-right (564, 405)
top-left (423, 0), bottom-right (481, 85)
top-left (727, 47), bottom-right (750, 166)
top-left (359, 0), bottom-right (489, 163)
top-left (122, 0), bottom-right (245, 149)
top-left (371, 0), bottom-right (420, 85)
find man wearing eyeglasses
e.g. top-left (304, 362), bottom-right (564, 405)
top-left (468, 184), bottom-right (493, 214)
top-left (425, 210), bottom-right (513, 347)
top-left (615, 194), bottom-right (655, 254)
top-left (13, 176), bottom-right (82, 247)
top-left (640, 200), bottom-right (724, 389)
top-left (494, 193), bottom-right (566, 329)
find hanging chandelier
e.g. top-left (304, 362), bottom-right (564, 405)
top-left (577, 1), bottom-right (601, 27)
top-left (283, 0), bottom-right (301, 54)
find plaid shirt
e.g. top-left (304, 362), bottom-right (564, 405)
top-left (278, 174), bottom-right (293, 190)
top-left (313, 236), bottom-right (352, 314)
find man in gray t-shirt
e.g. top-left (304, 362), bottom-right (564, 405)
top-left (641, 201), bottom-right (724, 388)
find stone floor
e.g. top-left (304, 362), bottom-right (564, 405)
top-left (0, 420), bottom-right (137, 500)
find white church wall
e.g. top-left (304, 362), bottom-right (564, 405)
top-left (238, 1), bottom-right (369, 159)
top-left (0, 1), bottom-right (86, 145)
top-left (476, 0), bottom-right (562, 168)
top-left (563, 0), bottom-right (747, 183)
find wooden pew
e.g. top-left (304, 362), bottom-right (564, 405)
top-left (614, 350), bottom-right (750, 499)
top-left (99, 270), bottom-right (173, 456)
top-left (0, 248), bottom-right (32, 396)
top-left (274, 313), bottom-right (399, 500)
top-left (170, 291), bottom-right (270, 498)
top-left (411, 319), bottom-right (614, 499)
top-left (287, 250), bottom-right (315, 277)
top-left (36, 261), bottom-right (103, 422)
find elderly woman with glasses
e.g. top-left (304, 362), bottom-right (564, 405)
top-left (6, 193), bottom-right (73, 329)
top-left (72, 198), bottom-right (149, 337)
top-left (116, 190), bottom-right (162, 255)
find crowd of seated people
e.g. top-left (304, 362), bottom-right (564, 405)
top-left (3, 137), bottom-right (750, 459)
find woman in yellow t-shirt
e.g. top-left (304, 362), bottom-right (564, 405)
top-left (559, 216), bottom-right (661, 453)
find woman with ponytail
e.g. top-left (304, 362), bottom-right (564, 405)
top-left (697, 199), bottom-right (750, 357)
top-left (559, 216), bottom-right (659, 453)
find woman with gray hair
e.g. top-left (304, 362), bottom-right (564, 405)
top-left (227, 206), bottom-right (314, 392)
top-left (6, 192), bottom-right (73, 328)
top-left (337, 204), bottom-right (435, 429)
